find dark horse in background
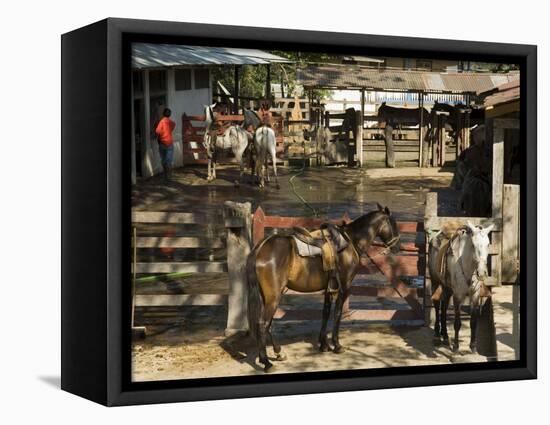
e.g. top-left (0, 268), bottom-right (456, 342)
top-left (377, 102), bottom-right (430, 127)
top-left (247, 204), bottom-right (400, 372)
top-left (377, 102), bottom-right (430, 167)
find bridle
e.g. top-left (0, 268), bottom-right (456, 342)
top-left (345, 214), bottom-right (400, 259)
top-left (380, 215), bottom-right (400, 251)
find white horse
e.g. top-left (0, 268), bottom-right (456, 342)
top-left (428, 222), bottom-right (494, 353)
top-left (206, 125), bottom-right (252, 185)
top-left (254, 126), bottom-right (279, 189)
top-left (202, 104), bottom-right (252, 185)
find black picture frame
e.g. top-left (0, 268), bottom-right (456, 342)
top-left (61, 18), bottom-right (537, 406)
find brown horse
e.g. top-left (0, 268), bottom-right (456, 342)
top-left (247, 204), bottom-right (401, 372)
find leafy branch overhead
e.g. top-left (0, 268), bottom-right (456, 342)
top-left (210, 51), bottom-right (337, 103)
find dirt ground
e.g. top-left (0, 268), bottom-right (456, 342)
top-left (131, 164), bottom-right (520, 382)
top-left (132, 286), bottom-right (518, 381)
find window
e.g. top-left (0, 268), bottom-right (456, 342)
top-left (149, 70), bottom-right (166, 93)
top-left (416, 60), bottom-right (433, 71)
top-left (194, 68), bottom-right (210, 89)
top-left (175, 69), bottom-right (192, 91)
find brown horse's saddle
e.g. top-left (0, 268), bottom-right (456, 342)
top-left (292, 225), bottom-right (348, 272)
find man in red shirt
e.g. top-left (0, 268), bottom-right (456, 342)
top-left (155, 108), bottom-right (176, 181)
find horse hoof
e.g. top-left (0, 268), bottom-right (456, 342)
top-left (470, 345), bottom-right (477, 354)
top-left (441, 338), bottom-right (450, 347)
top-left (264, 363), bottom-right (275, 373)
top-left (333, 345), bottom-right (346, 354)
top-left (275, 352), bottom-right (287, 361)
top-left (452, 344), bottom-right (460, 353)
top-left (319, 344), bottom-right (331, 353)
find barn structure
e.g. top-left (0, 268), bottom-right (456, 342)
top-left (297, 65), bottom-right (519, 167)
top-left (131, 43), bottom-right (291, 182)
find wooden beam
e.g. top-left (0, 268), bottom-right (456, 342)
top-left (135, 261), bottom-right (227, 274)
top-left (424, 216), bottom-right (502, 231)
top-left (492, 129), bottom-right (504, 219)
top-left (385, 124), bottom-right (395, 168)
top-left (234, 65), bottom-right (240, 114)
top-left (132, 211), bottom-right (222, 224)
top-left (355, 110), bottom-right (363, 167)
top-left (136, 236), bottom-right (224, 249)
top-left (502, 184), bottom-right (520, 283)
top-left (136, 294), bottom-right (227, 307)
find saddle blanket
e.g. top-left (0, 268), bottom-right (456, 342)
top-left (292, 230), bottom-right (348, 258)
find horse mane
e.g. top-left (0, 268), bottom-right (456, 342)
top-left (346, 210), bottom-right (384, 235)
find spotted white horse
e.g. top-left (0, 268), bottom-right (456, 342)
top-left (428, 222), bottom-right (494, 353)
top-left (202, 104), bottom-right (252, 185)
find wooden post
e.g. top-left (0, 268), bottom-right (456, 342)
top-left (491, 125), bottom-right (504, 286)
top-left (424, 192), bottom-right (438, 324)
top-left (464, 109), bottom-right (471, 149)
top-left (432, 116), bottom-right (438, 167)
top-left (325, 110), bottom-right (330, 128)
top-left (355, 110), bottom-right (363, 167)
top-left (234, 65), bottom-right (240, 114)
top-left (384, 123), bottom-right (395, 168)
top-left (455, 109), bottom-right (465, 159)
top-left (265, 64), bottom-right (271, 102)
top-left (418, 93), bottom-right (424, 168)
top-left (492, 129), bottom-right (504, 219)
top-left (224, 201), bottom-right (252, 336)
top-left (132, 226), bottom-right (146, 338)
top-left (502, 184), bottom-right (519, 283)
top-left (439, 115), bottom-right (446, 167)
top-left (360, 88), bottom-right (366, 120)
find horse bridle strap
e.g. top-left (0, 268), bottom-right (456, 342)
top-left (380, 216), bottom-right (400, 249)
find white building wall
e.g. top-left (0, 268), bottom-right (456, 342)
top-left (134, 67), bottom-right (213, 181)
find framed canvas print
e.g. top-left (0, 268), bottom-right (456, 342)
top-left (61, 18), bottom-right (536, 406)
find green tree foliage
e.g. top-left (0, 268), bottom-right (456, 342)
top-left (210, 50), bottom-right (338, 104)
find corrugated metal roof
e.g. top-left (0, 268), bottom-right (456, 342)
top-left (297, 65), bottom-right (426, 91)
top-left (481, 79), bottom-right (520, 107)
top-left (297, 65), bottom-right (519, 94)
top-left (132, 43), bottom-right (292, 69)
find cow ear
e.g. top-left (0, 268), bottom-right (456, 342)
top-left (376, 202), bottom-right (384, 211)
top-left (384, 206), bottom-right (391, 216)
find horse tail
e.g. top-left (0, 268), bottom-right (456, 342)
top-left (246, 244), bottom-right (265, 343)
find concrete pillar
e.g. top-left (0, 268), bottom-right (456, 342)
top-left (224, 201), bottom-right (252, 336)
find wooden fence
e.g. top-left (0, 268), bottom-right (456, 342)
top-left (132, 203), bottom-right (430, 336)
top-left (131, 209), bottom-right (228, 336)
